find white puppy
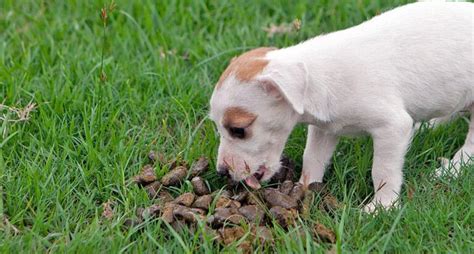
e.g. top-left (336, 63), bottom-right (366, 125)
top-left (209, 2), bottom-right (474, 212)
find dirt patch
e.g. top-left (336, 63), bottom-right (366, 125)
top-left (313, 223), bottom-right (336, 243)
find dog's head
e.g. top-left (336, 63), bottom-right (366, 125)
top-left (209, 47), bottom-right (307, 189)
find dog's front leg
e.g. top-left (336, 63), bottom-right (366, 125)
top-left (300, 125), bottom-right (338, 185)
top-left (364, 114), bottom-right (414, 212)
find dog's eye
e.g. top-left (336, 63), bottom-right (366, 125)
top-left (228, 127), bottom-right (245, 139)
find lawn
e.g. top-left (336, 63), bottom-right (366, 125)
top-left (0, 0), bottom-right (473, 252)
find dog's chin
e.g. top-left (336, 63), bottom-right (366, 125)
top-left (260, 163), bottom-right (282, 181)
top-left (259, 169), bottom-right (275, 182)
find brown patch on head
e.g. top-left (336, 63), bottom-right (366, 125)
top-left (223, 107), bottom-right (257, 128)
top-left (217, 47), bottom-right (276, 89)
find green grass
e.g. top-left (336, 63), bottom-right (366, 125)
top-left (1, 0), bottom-right (473, 252)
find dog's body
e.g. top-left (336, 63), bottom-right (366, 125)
top-left (210, 2), bottom-right (474, 211)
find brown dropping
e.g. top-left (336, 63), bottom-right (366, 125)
top-left (280, 180), bottom-right (294, 195)
top-left (173, 205), bottom-right (205, 223)
top-left (170, 219), bottom-right (187, 233)
top-left (307, 182), bottom-right (325, 194)
top-left (161, 166), bottom-right (188, 186)
top-left (190, 157), bottom-right (209, 177)
top-left (238, 241), bottom-right (252, 254)
top-left (158, 190), bottom-right (174, 203)
top-left (301, 192), bottom-right (314, 219)
top-left (269, 166), bottom-right (287, 183)
top-left (269, 206), bottom-right (297, 228)
top-left (145, 181), bottom-right (162, 199)
top-left (263, 189), bottom-right (298, 209)
top-left (123, 218), bottom-right (141, 228)
top-left (238, 205), bottom-right (265, 223)
top-left (313, 223), bottom-right (336, 243)
top-left (296, 227), bottom-right (309, 245)
top-left (284, 166), bottom-right (295, 182)
top-left (148, 150), bottom-right (166, 165)
top-left (216, 196), bottom-right (241, 209)
top-left (175, 192), bottom-right (195, 207)
top-left (320, 194), bottom-right (342, 212)
top-left (281, 155), bottom-right (296, 181)
top-left (192, 194), bottom-right (213, 210)
top-left (212, 189), bottom-right (232, 198)
top-left (133, 164), bottom-right (157, 185)
top-left (201, 225), bottom-right (220, 241)
top-left (225, 178), bottom-right (239, 190)
top-left (289, 183), bottom-right (305, 201)
top-left (252, 226), bottom-right (273, 244)
top-left (269, 156), bottom-right (296, 183)
top-left (192, 208), bottom-right (206, 215)
top-left (136, 207), bottom-right (145, 220)
top-left (206, 215), bottom-right (215, 226)
top-left (327, 245), bottom-right (338, 254)
top-left (161, 203), bottom-right (175, 224)
top-left (215, 196), bottom-right (230, 208)
top-left (209, 207), bottom-right (246, 226)
top-left (167, 158), bottom-right (186, 170)
top-left (218, 226), bottom-right (246, 246)
top-left (246, 191), bottom-right (264, 205)
top-left (191, 177), bottom-right (210, 196)
top-left (231, 190), bottom-right (248, 203)
top-left (147, 150), bottom-right (158, 162)
top-left (141, 204), bottom-right (161, 219)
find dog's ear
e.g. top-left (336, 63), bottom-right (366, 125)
top-left (256, 62), bottom-right (307, 115)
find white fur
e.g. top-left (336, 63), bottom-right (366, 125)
top-left (210, 2), bottom-right (474, 212)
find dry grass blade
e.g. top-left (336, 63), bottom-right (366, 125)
top-left (263, 19), bottom-right (301, 37)
top-left (0, 102), bottom-right (37, 123)
top-left (1, 216), bottom-right (20, 235)
top-left (101, 200), bottom-right (114, 220)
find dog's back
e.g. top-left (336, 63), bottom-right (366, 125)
top-left (378, 3), bottom-right (474, 120)
top-left (276, 2), bottom-right (474, 122)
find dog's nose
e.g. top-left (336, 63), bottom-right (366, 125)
top-left (217, 165), bottom-right (230, 177)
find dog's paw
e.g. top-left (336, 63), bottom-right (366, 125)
top-left (434, 157), bottom-right (450, 178)
top-left (362, 202), bottom-right (378, 214)
top-left (434, 157), bottom-right (461, 178)
top-left (362, 199), bottom-right (399, 214)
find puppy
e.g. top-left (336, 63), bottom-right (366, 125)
top-left (209, 2), bottom-right (473, 212)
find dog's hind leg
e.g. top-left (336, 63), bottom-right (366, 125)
top-left (435, 106), bottom-right (474, 177)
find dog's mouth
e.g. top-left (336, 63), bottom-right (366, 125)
top-left (244, 166), bottom-right (266, 190)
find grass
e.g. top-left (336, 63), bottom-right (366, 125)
top-left (0, 0), bottom-right (473, 252)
